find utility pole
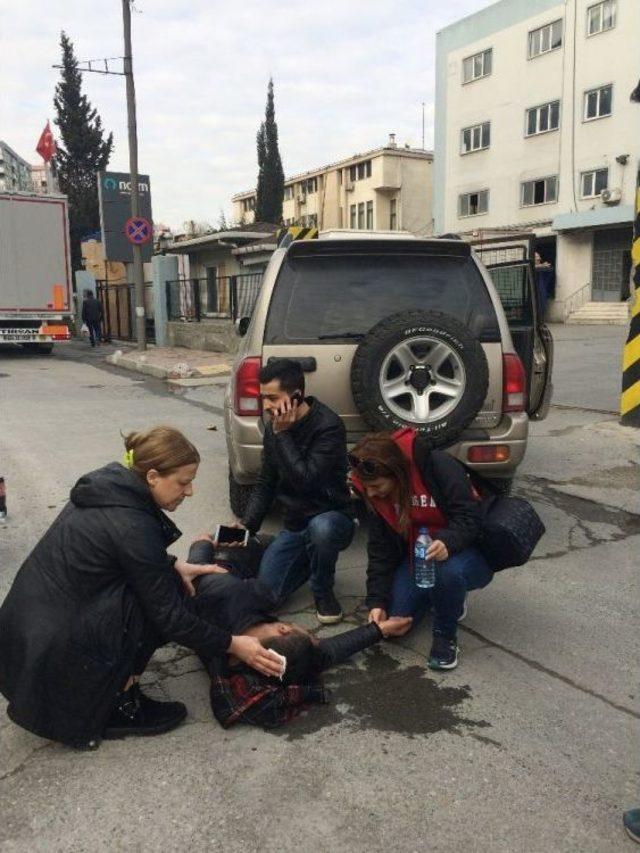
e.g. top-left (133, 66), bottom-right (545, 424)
top-left (122, 0), bottom-right (146, 350)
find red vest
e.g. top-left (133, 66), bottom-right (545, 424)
top-left (351, 428), bottom-right (447, 550)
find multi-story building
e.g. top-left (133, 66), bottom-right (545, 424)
top-left (232, 136), bottom-right (433, 235)
top-left (0, 142), bottom-right (32, 193)
top-left (435, 0), bottom-right (639, 319)
top-left (30, 163), bottom-right (58, 195)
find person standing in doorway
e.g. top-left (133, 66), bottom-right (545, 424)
top-left (81, 289), bottom-right (104, 347)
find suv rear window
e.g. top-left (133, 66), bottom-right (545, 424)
top-left (265, 248), bottom-right (501, 344)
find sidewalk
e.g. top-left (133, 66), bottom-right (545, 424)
top-left (106, 345), bottom-right (233, 386)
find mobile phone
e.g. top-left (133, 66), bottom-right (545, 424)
top-left (290, 391), bottom-right (303, 405)
top-left (214, 525), bottom-right (249, 546)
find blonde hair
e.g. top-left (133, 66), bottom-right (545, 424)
top-left (122, 426), bottom-right (200, 479)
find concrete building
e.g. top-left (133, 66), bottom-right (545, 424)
top-left (435, 0), bottom-right (639, 321)
top-left (232, 137), bottom-right (433, 235)
top-left (0, 142), bottom-right (32, 193)
top-left (30, 163), bottom-right (58, 195)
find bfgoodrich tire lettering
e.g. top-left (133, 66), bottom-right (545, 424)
top-left (351, 310), bottom-right (489, 448)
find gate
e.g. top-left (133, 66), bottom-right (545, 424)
top-left (96, 281), bottom-right (155, 342)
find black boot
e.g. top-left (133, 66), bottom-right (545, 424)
top-left (103, 683), bottom-right (187, 739)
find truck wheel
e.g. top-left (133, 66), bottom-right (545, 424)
top-left (23, 343), bottom-right (53, 355)
top-left (351, 310), bottom-right (489, 449)
top-left (228, 469), bottom-right (253, 519)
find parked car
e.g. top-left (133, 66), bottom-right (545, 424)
top-left (224, 232), bottom-right (553, 516)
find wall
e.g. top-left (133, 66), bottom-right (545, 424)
top-left (165, 319), bottom-right (238, 353)
top-left (548, 230), bottom-right (593, 320)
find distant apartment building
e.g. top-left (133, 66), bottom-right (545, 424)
top-left (232, 136), bottom-right (433, 235)
top-left (435, 0), bottom-right (639, 319)
top-left (0, 141), bottom-right (32, 192)
top-left (30, 162), bottom-right (58, 195)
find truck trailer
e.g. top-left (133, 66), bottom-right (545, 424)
top-left (0, 192), bottom-right (73, 353)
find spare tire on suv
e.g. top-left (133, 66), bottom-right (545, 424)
top-left (350, 310), bottom-right (489, 448)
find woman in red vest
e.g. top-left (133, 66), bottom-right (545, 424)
top-left (349, 429), bottom-right (493, 670)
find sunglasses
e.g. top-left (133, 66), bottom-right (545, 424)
top-left (347, 453), bottom-right (391, 477)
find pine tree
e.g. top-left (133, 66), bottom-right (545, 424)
top-left (53, 31), bottom-right (113, 272)
top-left (255, 78), bottom-right (285, 224)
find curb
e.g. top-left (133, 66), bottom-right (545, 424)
top-left (106, 353), bottom-right (231, 384)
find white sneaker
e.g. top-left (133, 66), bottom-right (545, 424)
top-left (458, 595), bottom-right (468, 623)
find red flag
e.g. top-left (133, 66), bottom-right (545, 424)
top-left (36, 121), bottom-right (56, 162)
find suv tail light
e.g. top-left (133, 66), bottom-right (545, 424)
top-left (502, 353), bottom-right (527, 412)
top-left (234, 357), bottom-right (262, 416)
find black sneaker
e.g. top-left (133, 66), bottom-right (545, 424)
top-left (314, 590), bottom-right (343, 625)
top-left (428, 634), bottom-right (459, 670)
top-left (103, 683), bottom-right (187, 739)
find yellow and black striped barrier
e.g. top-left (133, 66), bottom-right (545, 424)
top-left (621, 173), bottom-right (640, 426)
top-left (276, 225), bottom-right (319, 249)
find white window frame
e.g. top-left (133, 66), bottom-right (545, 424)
top-left (283, 186), bottom-right (294, 201)
top-left (460, 121), bottom-right (491, 154)
top-left (580, 168), bottom-right (608, 198)
top-left (521, 175), bottom-right (559, 207)
top-left (525, 100), bottom-right (560, 136)
top-left (587, 0), bottom-right (616, 36)
top-left (389, 199), bottom-right (397, 231)
top-left (349, 204), bottom-right (357, 229)
top-left (462, 48), bottom-right (492, 84)
top-left (458, 189), bottom-right (489, 218)
top-left (366, 200), bottom-right (374, 230)
top-left (583, 84), bottom-right (613, 121)
top-left (528, 19), bottom-right (563, 59)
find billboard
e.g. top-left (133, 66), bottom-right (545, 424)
top-left (97, 171), bottom-right (153, 262)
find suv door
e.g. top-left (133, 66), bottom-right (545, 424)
top-left (475, 240), bottom-right (553, 419)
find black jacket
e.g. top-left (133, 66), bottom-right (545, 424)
top-left (0, 464), bottom-right (232, 745)
top-left (365, 439), bottom-right (482, 610)
top-left (81, 295), bottom-right (103, 325)
top-left (243, 398), bottom-right (352, 533)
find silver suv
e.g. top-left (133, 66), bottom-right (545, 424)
top-left (224, 232), bottom-right (553, 516)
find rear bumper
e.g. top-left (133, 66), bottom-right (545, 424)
top-left (0, 326), bottom-right (70, 344)
top-left (225, 406), bottom-right (529, 484)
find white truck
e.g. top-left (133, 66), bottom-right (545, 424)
top-left (0, 191), bottom-right (73, 353)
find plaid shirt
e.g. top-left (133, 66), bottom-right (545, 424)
top-left (207, 658), bottom-right (330, 729)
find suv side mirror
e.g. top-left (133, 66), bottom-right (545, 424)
top-left (236, 316), bottom-right (251, 337)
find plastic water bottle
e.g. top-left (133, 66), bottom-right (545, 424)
top-left (414, 526), bottom-right (435, 589)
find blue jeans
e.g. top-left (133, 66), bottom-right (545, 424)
top-left (258, 511), bottom-right (355, 602)
top-left (388, 548), bottom-right (493, 639)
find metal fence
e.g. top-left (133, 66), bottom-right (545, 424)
top-left (165, 273), bottom-right (263, 323)
top-left (95, 281), bottom-right (155, 342)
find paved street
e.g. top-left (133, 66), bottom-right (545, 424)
top-left (0, 329), bottom-right (638, 852)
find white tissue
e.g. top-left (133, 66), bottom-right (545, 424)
top-left (267, 649), bottom-right (287, 681)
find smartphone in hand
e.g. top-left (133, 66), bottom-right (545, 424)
top-left (214, 524), bottom-right (249, 547)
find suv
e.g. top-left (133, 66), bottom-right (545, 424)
top-left (224, 232), bottom-right (553, 516)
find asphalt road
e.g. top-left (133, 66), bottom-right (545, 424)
top-left (0, 333), bottom-right (638, 852)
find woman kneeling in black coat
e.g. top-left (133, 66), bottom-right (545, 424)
top-left (0, 426), bottom-right (283, 749)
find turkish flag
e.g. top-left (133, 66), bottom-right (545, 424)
top-left (36, 121), bottom-right (56, 163)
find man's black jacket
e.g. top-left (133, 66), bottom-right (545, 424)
top-left (242, 397), bottom-right (352, 533)
top-left (81, 295), bottom-right (103, 325)
top-left (365, 438), bottom-right (482, 610)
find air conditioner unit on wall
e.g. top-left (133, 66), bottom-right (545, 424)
top-left (601, 187), bottom-right (622, 205)
top-left (345, 182), bottom-right (355, 192)
top-left (297, 194), bottom-right (307, 204)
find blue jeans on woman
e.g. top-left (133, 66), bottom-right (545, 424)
top-left (388, 548), bottom-right (493, 639)
top-left (258, 511), bottom-right (355, 603)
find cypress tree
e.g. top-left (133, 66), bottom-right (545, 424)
top-left (53, 31), bottom-right (113, 272)
top-left (255, 78), bottom-right (285, 224)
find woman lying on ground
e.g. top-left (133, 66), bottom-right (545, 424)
top-left (0, 426), bottom-right (284, 750)
top-left (349, 428), bottom-right (494, 671)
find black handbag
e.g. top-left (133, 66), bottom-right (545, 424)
top-left (476, 492), bottom-right (546, 572)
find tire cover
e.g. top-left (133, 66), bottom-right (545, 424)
top-left (350, 310), bottom-right (489, 448)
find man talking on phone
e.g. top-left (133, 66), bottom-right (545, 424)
top-left (234, 359), bottom-right (355, 624)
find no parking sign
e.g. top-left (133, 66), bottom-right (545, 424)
top-left (124, 217), bottom-right (152, 246)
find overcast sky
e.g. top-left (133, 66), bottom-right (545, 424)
top-left (1, 0), bottom-right (491, 230)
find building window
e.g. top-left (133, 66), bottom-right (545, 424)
top-left (461, 121), bottom-right (490, 154)
top-left (525, 100), bottom-right (560, 136)
top-left (462, 48), bottom-right (492, 83)
top-left (528, 19), bottom-right (563, 59)
top-left (357, 202), bottom-right (365, 229)
top-left (587, 0), bottom-right (616, 36)
top-left (390, 199), bottom-right (397, 230)
top-left (581, 168), bottom-right (608, 198)
top-left (242, 197), bottom-right (255, 212)
top-left (458, 190), bottom-right (489, 217)
top-left (584, 84), bottom-right (613, 120)
top-left (366, 201), bottom-right (374, 230)
top-left (348, 160), bottom-right (372, 182)
top-left (298, 177), bottom-right (317, 195)
top-left (521, 176), bottom-right (558, 206)
top-left (284, 186), bottom-right (294, 201)
top-left (305, 213), bottom-right (318, 227)
top-left (350, 204), bottom-right (357, 229)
